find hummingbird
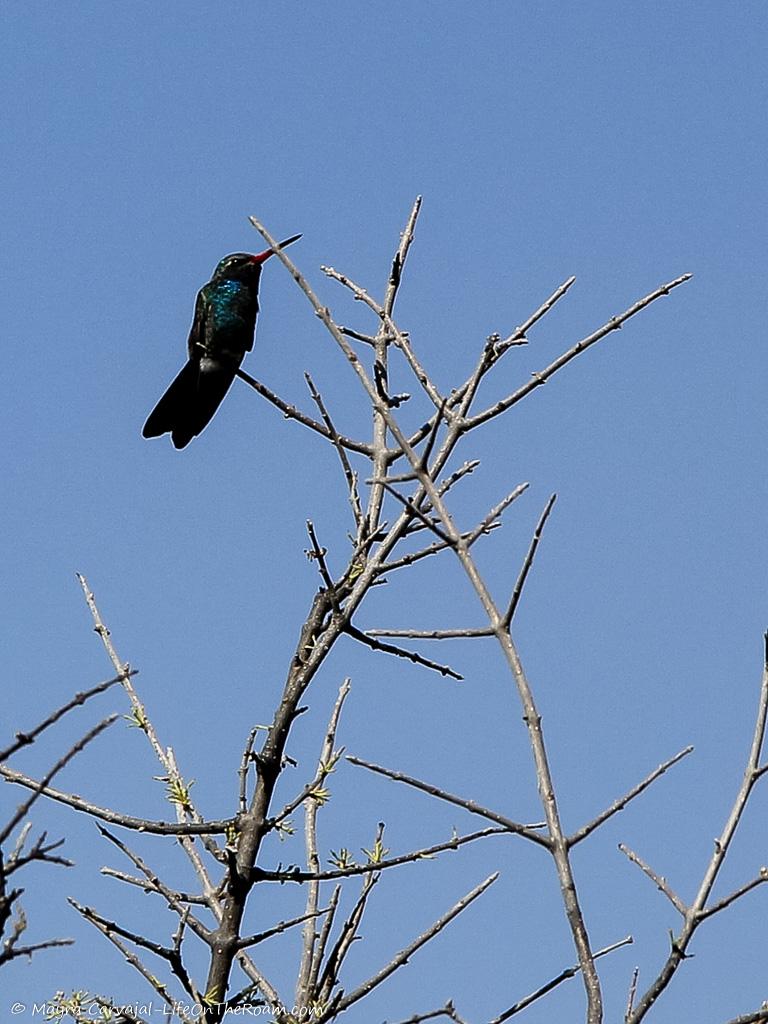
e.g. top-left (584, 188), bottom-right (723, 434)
top-left (142, 234), bottom-right (301, 448)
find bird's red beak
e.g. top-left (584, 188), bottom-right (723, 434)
top-left (252, 233), bottom-right (302, 265)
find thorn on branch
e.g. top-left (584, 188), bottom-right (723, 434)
top-left (346, 624), bottom-right (463, 681)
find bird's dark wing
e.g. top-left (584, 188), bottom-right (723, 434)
top-left (187, 288), bottom-right (209, 360)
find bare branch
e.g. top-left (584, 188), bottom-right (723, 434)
top-left (618, 844), bottom-right (687, 916)
top-left (489, 935), bottom-right (633, 1023)
top-left (502, 493), bottom-right (557, 628)
top-left (376, 479), bottom-right (453, 544)
top-left (628, 639), bottom-right (768, 1021)
top-left (625, 967), bottom-right (640, 1022)
top-left (77, 574), bottom-right (226, 880)
top-left (366, 626), bottom-right (492, 640)
top-left (309, 884), bottom-right (341, 1002)
top-left (256, 826), bottom-right (507, 884)
top-left (305, 372), bottom-right (364, 529)
top-left (404, 275), bottom-right (579, 453)
top-left (722, 1010), bottom-right (768, 1024)
top-left (296, 679), bottom-right (351, 1006)
top-left (696, 867), bottom-right (768, 921)
top-left (377, 522), bottom-right (500, 576)
top-left (436, 459), bottom-right (481, 498)
top-left (96, 826), bottom-right (213, 943)
top-left (4, 831), bottom-right (71, 875)
top-left (306, 519), bottom-right (336, 592)
top-left (385, 1004), bottom-right (467, 1024)
top-left (466, 483), bottom-right (529, 546)
top-left (0, 934), bottom-right (74, 966)
top-left (68, 897), bottom-right (199, 1002)
top-left (238, 907), bottom-right (329, 951)
top-left (236, 367), bottom-right (373, 457)
top-left (345, 622), bottom-right (463, 680)
top-left (100, 867), bottom-right (209, 905)
top-left (322, 263), bottom-right (446, 413)
top-left (250, 219), bottom-right (606, 1014)
top-left (331, 873), bottom-right (498, 1015)
top-left (339, 324), bottom-right (376, 346)
top-left (385, 194), bottom-right (422, 316)
top-left (347, 755), bottom-right (548, 846)
top-left (243, 212), bottom-right (689, 1024)
top-left (72, 899), bottom-right (187, 1019)
top-left (0, 672), bottom-right (128, 763)
top-left (238, 727), bottom-right (260, 815)
top-left (316, 824), bottom-right (383, 1004)
top-left (0, 715), bottom-right (118, 846)
top-left (570, 746), bottom-right (694, 847)
top-left (0, 764), bottom-right (234, 836)
top-left (366, 198), bottom-right (423, 537)
top-left (463, 274), bottom-right (692, 431)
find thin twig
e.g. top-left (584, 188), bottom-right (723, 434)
top-left (0, 935), bottom-right (74, 966)
top-left (100, 867), bottom-right (209, 905)
top-left (238, 907), bottom-right (329, 951)
top-left (696, 867), bottom-right (768, 921)
top-left (502, 493), bottom-right (557, 628)
top-left (330, 873), bottom-right (498, 1015)
top-left (345, 623), bottom-right (463, 680)
top-left (96, 826), bottom-right (213, 943)
top-left (67, 897), bottom-right (198, 1001)
top-left (489, 935), bottom-right (633, 1023)
top-left (627, 636), bottom-right (768, 1021)
top-left (77, 574), bottom-right (223, 878)
top-left (0, 715), bottom-right (118, 846)
top-left (436, 460), bottom-right (481, 497)
top-left (236, 368), bottom-right (372, 457)
top-left (316, 824), bottom-right (384, 1005)
top-left (618, 844), bottom-right (687, 915)
top-left (463, 274), bottom-right (692, 431)
top-left (309, 885), bottom-right (341, 1001)
top-left (377, 523), bottom-right (500, 576)
top-left (0, 672), bottom-right (128, 763)
top-left (404, 275), bottom-right (578, 452)
top-left (238, 727), bottom-right (260, 815)
top-left (569, 746), bottom-right (694, 847)
top-left (339, 324), bottom-right (376, 346)
top-left (255, 826), bottom-right (508, 883)
top-left (625, 967), bottom-right (639, 1023)
top-left (366, 626), bottom-right (492, 640)
top-left (376, 480), bottom-right (453, 544)
top-left (306, 519), bottom-right (336, 592)
top-left (722, 1010), bottom-right (768, 1024)
top-left (0, 764), bottom-right (233, 836)
top-left (4, 831), bottom-right (71, 875)
top-left (466, 483), bottom-right (530, 545)
top-left (296, 679), bottom-right (351, 1006)
top-left (322, 263), bottom-right (446, 414)
top-left (305, 372), bottom-right (364, 530)
top-left (385, 1004), bottom-right (465, 1024)
top-left (71, 900), bottom-right (187, 1019)
top-left (347, 755), bottom-right (548, 845)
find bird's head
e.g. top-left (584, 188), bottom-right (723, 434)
top-left (212, 234), bottom-right (302, 283)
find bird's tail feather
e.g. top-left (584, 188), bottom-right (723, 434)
top-left (142, 359), bottom-right (237, 449)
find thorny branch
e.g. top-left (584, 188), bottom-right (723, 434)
top-left (14, 198), bottom-right (752, 1024)
top-left (0, 674), bottom-right (133, 969)
top-left (624, 635), bottom-right (768, 1022)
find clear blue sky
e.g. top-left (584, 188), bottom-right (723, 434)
top-left (2, 2), bottom-right (767, 1020)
